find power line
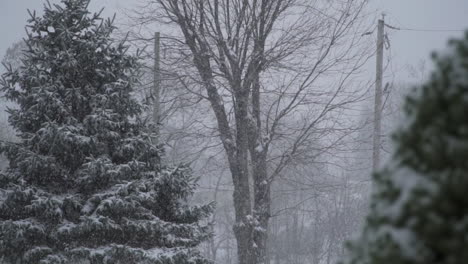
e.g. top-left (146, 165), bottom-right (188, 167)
top-left (385, 24), bottom-right (465, 33)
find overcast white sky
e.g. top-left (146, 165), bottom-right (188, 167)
top-left (1, 0), bottom-right (468, 81)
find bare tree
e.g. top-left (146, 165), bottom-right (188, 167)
top-left (128, 0), bottom-right (372, 263)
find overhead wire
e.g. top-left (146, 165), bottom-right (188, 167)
top-left (385, 24), bottom-right (465, 33)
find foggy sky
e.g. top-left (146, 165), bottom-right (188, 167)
top-left (1, 0), bottom-right (468, 81)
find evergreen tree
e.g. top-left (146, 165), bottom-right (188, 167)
top-left (344, 32), bottom-right (468, 264)
top-left (0, 0), bottom-right (213, 263)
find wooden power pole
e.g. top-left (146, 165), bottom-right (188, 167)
top-left (373, 18), bottom-right (384, 171)
top-left (153, 32), bottom-right (161, 143)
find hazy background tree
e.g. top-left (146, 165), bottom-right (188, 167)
top-left (0, 41), bottom-right (24, 170)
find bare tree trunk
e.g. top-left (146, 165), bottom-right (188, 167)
top-left (249, 75), bottom-right (271, 264)
top-left (252, 153), bottom-right (270, 263)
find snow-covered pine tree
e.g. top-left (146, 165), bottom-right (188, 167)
top-left (343, 32), bottom-right (468, 264)
top-left (0, 0), bottom-right (213, 263)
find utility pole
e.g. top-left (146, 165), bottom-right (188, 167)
top-left (153, 32), bottom-right (161, 143)
top-left (373, 17), bottom-right (384, 171)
